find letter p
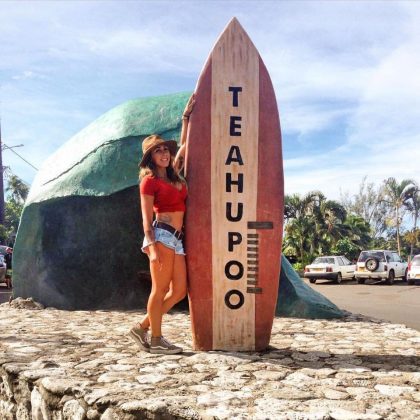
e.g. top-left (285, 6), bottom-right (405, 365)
top-left (228, 232), bottom-right (242, 252)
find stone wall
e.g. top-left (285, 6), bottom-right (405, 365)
top-left (1, 300), bottom-right (419, 419)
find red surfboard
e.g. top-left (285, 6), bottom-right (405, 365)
top-left (185, 18), bottom-right (284, 351)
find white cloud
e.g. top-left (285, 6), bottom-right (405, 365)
top-left (281, 104), bottom-right (351, 138)
top-left (12, 71), bottom-right (35, 80)
top-left (282, 2), bottom-right (420, 197)
top-left (285, 130), bottom-right (420, 199)
top-left (1, 0), bottom-right (419, 199)
top-left (347, 43), bottom-right (420, 146)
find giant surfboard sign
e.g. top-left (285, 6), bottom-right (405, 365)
top-left (185, 18), bottom-right (284, 351)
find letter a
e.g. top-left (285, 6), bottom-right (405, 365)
top-left (225, 146), bottom-right (244, 165)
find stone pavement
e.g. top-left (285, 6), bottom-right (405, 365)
top-left (0, 298), bottom-right (419, 420)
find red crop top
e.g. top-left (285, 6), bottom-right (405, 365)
top-left (140, 176), bottom-right (187, 213)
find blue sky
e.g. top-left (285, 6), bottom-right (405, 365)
top-left (1, 0), bottom-right (419, 199)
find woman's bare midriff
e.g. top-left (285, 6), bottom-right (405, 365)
top-left (156, 211), bottom-right (185, 231)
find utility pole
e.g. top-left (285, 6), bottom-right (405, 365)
top-left (0, 118), bottom-right (4, 225)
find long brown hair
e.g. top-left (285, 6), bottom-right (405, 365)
top-left (139, 150), bottom-right (185, 185)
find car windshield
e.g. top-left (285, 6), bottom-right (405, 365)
top-left (412, 256), bottom-right (420, 266)
top-left (358, 251), bottom-right (386, 262)
top-left (341, 256), bottom-right (351, 265)
top-left (313, 257), bottom-right (334, 264)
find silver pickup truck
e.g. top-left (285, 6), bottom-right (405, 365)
top-left (354, 250), bottom-right (408, 285)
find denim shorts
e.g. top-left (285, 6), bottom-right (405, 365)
top-left (142, 227), bottom-right (185, 256)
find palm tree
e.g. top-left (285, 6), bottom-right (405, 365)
top-left (284, 217), bottom-right (313, 265)
top-left (310, 196), bottom-right (348, 254)
top-left (284, 191), bottom-right (323, 264)
top-left (284, 191), bottom-right (322, 221)
top-left (405, 184), bottom-right (420, 257)
top-left (284, 192), bottom-right (349, 262)
top-left (340, 176), bottom-right (387, 239)
top-left (345, 214), bottom-right (372, 249)
top-left (382, 177), bottom-right (417, 255)
top-left (6, 174), bottom-right (29, 203)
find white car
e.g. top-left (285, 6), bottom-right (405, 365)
top-left (304, 256), bottom-right (356, 284)
top-left (408, 254), bottom-right (420, 285)
top-left (355, 250), bottom-right (408, 285)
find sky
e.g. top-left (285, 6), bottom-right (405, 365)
top-left (1, 0), bottom-right (419, 200)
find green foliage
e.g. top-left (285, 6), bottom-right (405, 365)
top-left (331, 238), bottom-right (359, 260)
top-left (284, 176), bottom-right (419, 264)
top-left (340, 176), bottom-right (388, 238)
top-left (404, 186), bottom-right (420, 257)
top-left (5, 199), bottom-right (24, 233)
top-left (284, 191), bottom-right (350, 264)
top-left (382, 177), bottom-right (417, 255)
top-left (403, 229), bottom-right (420, 256)
top-left (0, 224), bottom-right (9, 244)
top-left (1, 174), bottom-right (28, 245)
top-left (292, 262), bottom-right (304, 271)
top-left (6, 174), bottom-right (29, 203)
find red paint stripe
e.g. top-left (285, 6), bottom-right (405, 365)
top-left (255, 57), bottom-right (284, 351)
top-left (185, 58), bottom-right (213, 351)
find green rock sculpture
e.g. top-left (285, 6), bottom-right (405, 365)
top-left (13, 92), bottom-right (343, 318)
top-left (277, 257), bottom-right (343, 318)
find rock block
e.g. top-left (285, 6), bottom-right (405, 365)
top-left (277, 256), bottom-right (344, 318)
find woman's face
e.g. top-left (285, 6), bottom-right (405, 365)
top-left (151, 145), bottom-right (171, 169)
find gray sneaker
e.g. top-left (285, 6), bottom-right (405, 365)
top-left (150, 336), bottom-right (183, 354)
top-left (129, 324), bottom-right (150, 352)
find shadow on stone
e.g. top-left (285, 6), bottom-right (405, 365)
top-left (14, 187), bottom-right (151, 310)
top-left (199, 349), bottom-right (419, 373)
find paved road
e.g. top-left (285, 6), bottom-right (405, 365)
top-left (0, 285), bottom-right (12, 304)
top-left (304, 277), bottom-right (420, 331)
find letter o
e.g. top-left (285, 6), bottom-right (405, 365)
top-left (224, 290), bottom-right (245, 310)
top-left (225, 260), bottom-right (244, 280)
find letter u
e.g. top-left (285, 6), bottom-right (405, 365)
top-left (226, 202), bottom-right (243, 222)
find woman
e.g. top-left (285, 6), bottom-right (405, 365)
top-left (129, 96), bottom-right (194, 354)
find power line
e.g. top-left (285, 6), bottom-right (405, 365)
top-left (3, 143), bottom-right (38, 171)
top-left (3, 167), bottom-right (30, 186)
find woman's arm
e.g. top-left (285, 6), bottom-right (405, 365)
top-left (181, 93), bottom-right (195, 146)
top-left (174, 94), bottom-right (195, 173)
top-left (140, 193), bottom-right (160, 265)
top-left (174, 144), bottom-right (186, 174)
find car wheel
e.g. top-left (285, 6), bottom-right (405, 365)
top-left (408, 278), bottom-right (415, 285)
top-left (357, 278), bottom-right (366, 284)
top-left (335, 272), bottom-right (342, 284)
top-left (365, 257), bottom-right (379, 272)
top-left (386, 270), bottom-right (395, 285)
top-left (402, 269), bottom-right (408, 282)
top-left (309, 279), bottom-right (316, 284)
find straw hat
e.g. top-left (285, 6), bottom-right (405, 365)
top-left (139, 135), bottom-right (178, 168)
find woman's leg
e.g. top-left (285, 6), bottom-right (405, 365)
top-left (140, 254), bottom-right (187, 330)
top-left (165, 254), bottom-right (187, 307)
top-left (146, 243), bottom-right (175, 337)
